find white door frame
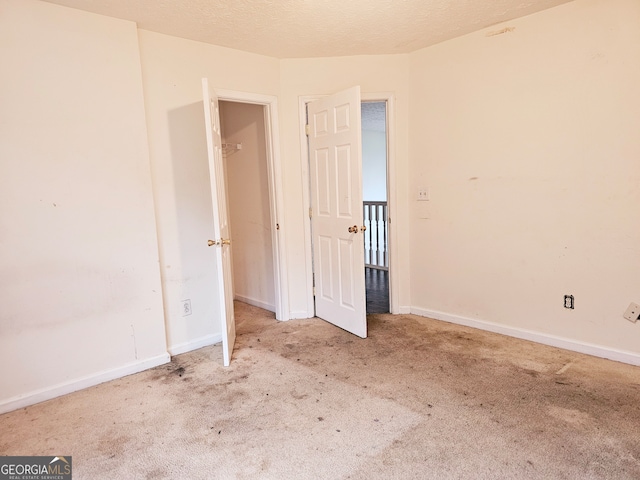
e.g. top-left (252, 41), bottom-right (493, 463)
top-left (217, 89), bottom-right (290, 321)
top-left (299, 92), bottom-right (398, 317)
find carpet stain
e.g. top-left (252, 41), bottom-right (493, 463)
top-left (1, 302), bottom-right (640, 479)
top-left (547, 405), bottom-right (593, 426)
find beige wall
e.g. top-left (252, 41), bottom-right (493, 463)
top-left (220, 101), bottom-right (275, 312)
top-left (3, 0), bottom-right (638, 413)
top-left (137, 31), bottom-right (281, 353)
top-left (139, 41), bottom-right (413, 325)
top-left (0, 0), bottom-right (168, 412)
top-left (409, 0), bottom-right (640, 359)
top-left (280, 55), bottom-right (412, 315)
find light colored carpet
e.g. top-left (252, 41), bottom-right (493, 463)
top-left (2, 302), bottom-right (640, 479)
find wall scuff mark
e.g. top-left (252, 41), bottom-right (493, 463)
top-left (486, 27), bottom-right (515, 37)
top-left (131, 325), bottom-right (138, 360)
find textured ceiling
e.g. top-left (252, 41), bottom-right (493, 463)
top-left (42, 0), bottom-right (573, 58)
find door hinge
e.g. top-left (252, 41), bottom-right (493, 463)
top-left (309, 207), bottom-right (312, 218)
top-left (305, 124), bottom-right (310, 136)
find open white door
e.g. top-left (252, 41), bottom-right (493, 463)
top-left (202, 78), bottom-right (236, 366)
top-left (308, 86), bottom-right (366, 338)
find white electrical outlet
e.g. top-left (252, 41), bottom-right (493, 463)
top-left (623, 302), bottom-right (640, 323)
top-left (181, 299), bottom-right (192, 317)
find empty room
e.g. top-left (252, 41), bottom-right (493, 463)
top-left (1, 0), bottom-right (639, 478)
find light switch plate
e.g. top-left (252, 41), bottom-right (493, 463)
top-left (417, 187), bottom-right (430, 201)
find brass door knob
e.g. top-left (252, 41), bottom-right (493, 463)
top-left (221, 238), bottom-right (231, 245)
top-left (348, 225), bottom-right (358, 233)
top-left (207, 239), bottom-right (217, 246)
top-left (360, 226), bottom-right (367, 232)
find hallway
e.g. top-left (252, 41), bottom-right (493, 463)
top-left (365, 267), bottom-right (389, 314)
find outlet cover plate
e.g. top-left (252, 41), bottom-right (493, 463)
top-left (564, 295), bottom-right (574, 309)
top-left (181, 299), bottom-right (192, 317)
top-left (623, 302), bottom-right (640, 323)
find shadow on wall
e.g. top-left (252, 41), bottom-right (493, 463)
top-left (165, 102), bottom-right (220, 345)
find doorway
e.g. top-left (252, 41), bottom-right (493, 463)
top-left (300, 91), bottom-right (396, 325)
top-left (201, 83), bottom-right (290, 365)
top-left (361, 101), bottom-right (390, 314)
top-left (219, 100), bottom-right (276, 314)
top-left (215, 89), bottom-right (289, 324)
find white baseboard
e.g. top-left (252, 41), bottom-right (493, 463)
top-left (397, 306), bottom-right (412, 314)
top-left (411, 307), bottom-right (640, 367)
top-left (0, 353), bottom-right (170, 415)
top-left (168, 333), bottom-right (222, 356)
top-left (289, 310), bottom-right (313, 320)
top-left (234, 294), bottom-right (275, 313)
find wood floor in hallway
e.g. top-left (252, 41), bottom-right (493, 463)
top-left (365, 267), bottom-right (389, 314)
